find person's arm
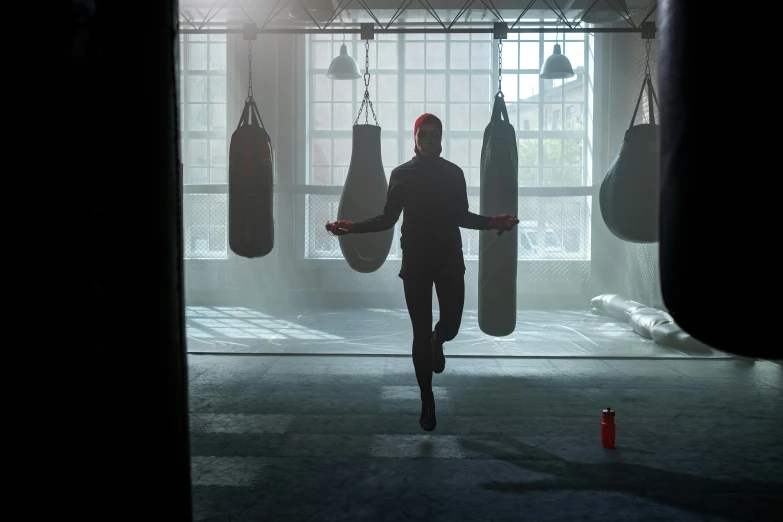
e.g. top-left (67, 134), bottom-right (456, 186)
top-left (456, 169), bottom-right (493, 230)
top-left (352, 171), bottom-right (404, 233)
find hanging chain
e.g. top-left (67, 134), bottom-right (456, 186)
top-left (355, 39), bottom-right (378, 126)
top-left (247, 40), bottom-right (253, 100)
top-left (644, 38), bottom-right (652, 80)
top-left (497, 39), bottom-right (503, 96)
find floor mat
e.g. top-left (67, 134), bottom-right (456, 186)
top-left (185, 307), bottom-right (731, 359)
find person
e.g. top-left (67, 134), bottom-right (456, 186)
top-left (326, 113), bottom-right (518, 432)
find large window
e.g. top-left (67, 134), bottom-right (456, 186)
top-left (304, 18), bottom-right (593, 263)
top-left (179, 29), bottom-right (229, 259)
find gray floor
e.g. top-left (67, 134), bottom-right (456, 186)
top-left (189, 336), bottom-right (782, 521)
top-left (186, 307), bottom-right (728, 358)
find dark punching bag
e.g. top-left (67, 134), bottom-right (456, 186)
top-left (228, 97), bottom-right (274, 258)
top-left (658, 2), bottom-right (772, 358)
top-left (337, 124), bottom-right (393, 273)
top-left (600, 76), bottom-right (660, 243)
top-left (478, 95), bottom-right (518, 337)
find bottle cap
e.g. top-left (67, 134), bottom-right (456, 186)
top-left (603, 407), bottom-right (615, 416)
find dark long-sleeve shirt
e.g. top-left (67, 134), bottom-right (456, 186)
top-left (352, 155), bottom-right (493, 277)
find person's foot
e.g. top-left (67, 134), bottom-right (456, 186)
top-left (431, 331), bottom-right (445, 374)
top-left (419, 400), bottom-right (436, 432)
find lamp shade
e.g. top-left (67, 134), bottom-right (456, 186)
top-left (539, 43), bottom-right (575, 80)
top-left (327, 44), bottom-right (361, 80)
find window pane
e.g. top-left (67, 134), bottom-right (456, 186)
top-left (333, 80), bottom-right (352, 102)
top-left (312, 42), bottom-right (333, 69)
top-left (544, 104), bottom-right (562, 130)
top-left (376, 102), bottom-right (397, 129)
top-left (518, 104), bottom-right (538, 130)
top-left (189, 43), bottom-right (207, 69)
top-left (405, 103), bottom-right (424, 130)
top-left (333, 138), bottom-right (351, 166)
top-left (333, 166), bottom-right (348, 185)
top-left (518, 74), bottom-right (540, 100)
top-left (470, 103), bottom-right (489, 131)
top-left (505, 103), bottom-right (517, 129)
top-left (471, 74), bottom-right (490, 102)
top-left (312, 139), bottom-right (331, 165)
top-left (188, 104), bottom-right (208, 131)
top-left (210, 167), bottom-right (226, 184)
top-left (543, 139), bottom-right (562, 164)
top-left (188, 75), bottom-right (207, 102)
top-left (565, 103), bottom-right (583, 130)
top-left (450, 75), bottom-right (469, 102)
top-left (210, 139), bottom-right (226, 166)
top-left (426, 103), bottom-right (445, 120)
top-left (376, 74), bottom-right (397, 101)
top-left (313, 103), bottom-right (331, 130)
top-left (189, 167), bottom-right (208, 184)
top-left (449, 104), bottom-right (469, 131)
top-left (519, 167), bottom-right (538, 187)
top-left (426, 74), bottom-right (446, 101)
top-left (518, 139), bottom-right (538, 166)
top-left (210, 104), bottom-right (226, 131)
top-left (190, 139), bottom-right (208, 166)
top-left (449, 138), bottom-right (469, 166)
top-left (470, 42), bottom-right (491, 69)
top-left (563, 168), bottom-right (582, 187)
top-left (470, 138), bottom-right (483, 165)
top-left (468, 167), bottom-right (480, 186)
top-left (501, 41), bottom-right (518, 69)
top-left (501, 74), bottom-right (517, 101)
top-left (312, 167), bottom-right (330, 185)
top-left (312, 74), bottom-right (332, 101)
top-left (563, 41), bottom-right (584, 70)
top-left (519, 42), bottom-right (540, 70)
top-left (382, 138), bottom-right (398, 167)
top-left (406, 42), bottom-right (425, 69)
top-left (426, 42), bottom-right (446, 69)
top-left (543, 78), bottom-right (564, 100)
top-left (333, 102), bottom-right (353, 130)
top-left (209, 43), bottom-right (226, 71)
top-left (450, 43), bottom-right (470, 69)
top-left (563, 139), bottom-right (582, 166)
top-left (542, 167), bottom-right (562, 186)
top-left (406, 74), bottom-right (425, 101)
top-left (378, 43), bottom-right (398, 69)
top-left (209, 76), bottom-right (226, 103)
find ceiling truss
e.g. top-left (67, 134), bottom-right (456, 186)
top-left (178, 0), bottom-right (657, 36)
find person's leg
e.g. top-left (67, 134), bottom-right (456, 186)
top-left (402, 275), bottom-right (435, 404)
top-left (431, 271), bottom-right (466, 373)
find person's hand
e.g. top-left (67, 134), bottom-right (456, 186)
top-left (490, 214), bottom-right (519, 232)
top-left (326, 220), bottom-right (354, 236)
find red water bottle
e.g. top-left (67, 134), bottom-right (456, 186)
top-left (602, 407), bottom-right (616, 449)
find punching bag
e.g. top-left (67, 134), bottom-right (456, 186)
top-left (228, 97), bottom-right (274, 258)
top-left (599, 76), bottom-right (660, 243)
top-left (478, 95), bottom-right (518, 337)
top-left (658, 1), bottom-right (771, 357)
top-left (337, 124), bottom-right (394, 273)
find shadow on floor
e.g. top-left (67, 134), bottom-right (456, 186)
top-left (461, 436), bottom-right (782, 522)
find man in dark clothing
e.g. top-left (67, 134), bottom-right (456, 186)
top-left (326, 113), bottom-right (518, 432)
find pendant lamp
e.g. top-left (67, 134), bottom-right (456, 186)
top-left (539, 42), bottom-right (575, 80)
top-left (327, 43), bottom-right (361, 80)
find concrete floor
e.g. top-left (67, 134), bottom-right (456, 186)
top-left (188, 353), bottom-right (782, 522)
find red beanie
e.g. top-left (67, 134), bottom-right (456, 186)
top-left (413, 113), bottom-right (442, 155)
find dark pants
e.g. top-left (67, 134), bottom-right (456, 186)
top-left (402, 270), bottom-right (465, 403)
